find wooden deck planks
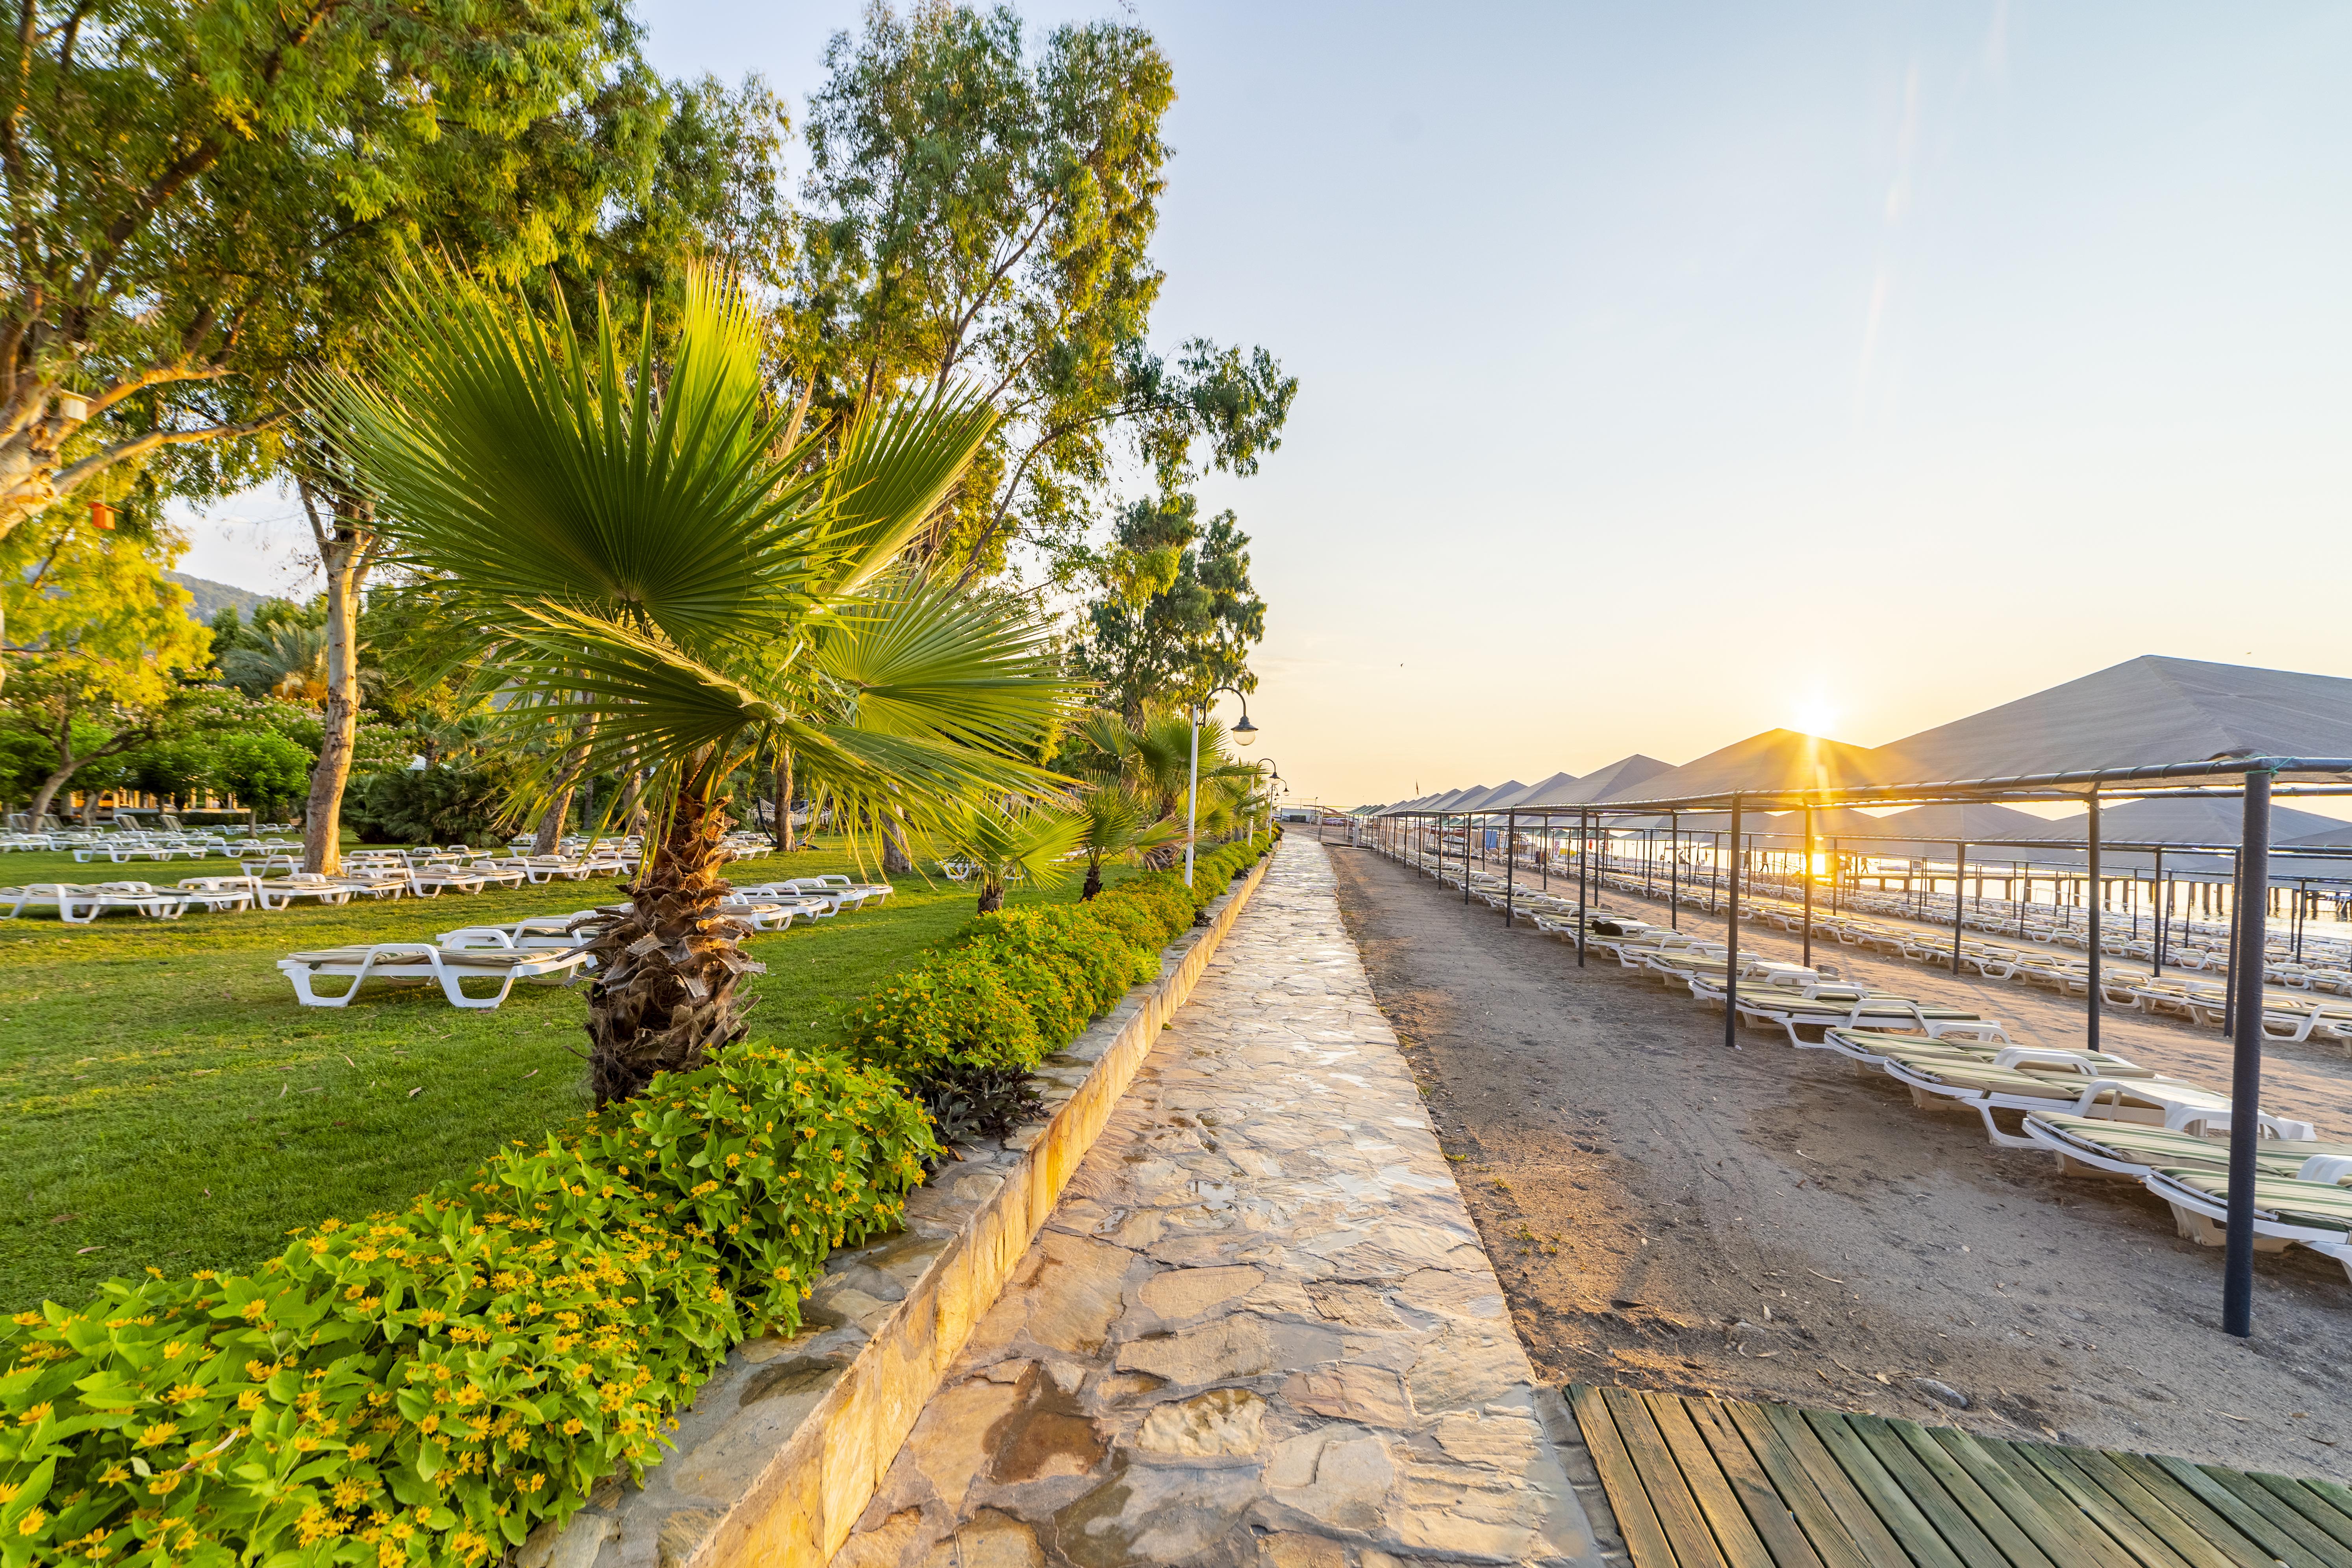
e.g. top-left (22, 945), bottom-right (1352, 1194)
top-left (1568, 1385), bottom-right (2348, 1568)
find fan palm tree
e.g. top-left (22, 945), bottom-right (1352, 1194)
top-left (220, 623), bottom-right (343, 705)
top-left (1070, 782), bottom-right (1179, 898)
top-left (323, 265), bottom-right (1077, 1104)
top-left (931, 802), bottom-right (1086, 913)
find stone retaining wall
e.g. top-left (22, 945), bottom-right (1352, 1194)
top-left (527, 854), bottom-right (1277, 1568)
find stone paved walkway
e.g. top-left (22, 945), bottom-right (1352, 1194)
top-left (831, 838), bottom-right (1605, 1567)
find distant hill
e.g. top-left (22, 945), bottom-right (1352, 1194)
top-left (167, 571), bottom-right (269, 624)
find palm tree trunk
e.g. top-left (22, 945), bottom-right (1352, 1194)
top-left (977, 876), bottom-right (1005, 914)
top-left (1082, 855), bottom-right (1103, 899)
top-left (577, 780), bottom-right (761, 1107)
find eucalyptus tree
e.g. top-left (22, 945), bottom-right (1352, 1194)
top-left (325, 265), bottom-right (1076, 1104)
top-left (789, 2), bottom-right (1296, 582)
top-left (0, 0), bottom-right (673, 549)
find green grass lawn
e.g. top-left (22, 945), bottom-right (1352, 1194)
top-left (0, 841), bottom-right (1128, 1312)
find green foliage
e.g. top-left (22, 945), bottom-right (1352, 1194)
top-left (0, 0), bottom-right (677, 537)
top-left (842, 953), bottom-right (1046, 1081)
top-left (1074, 495), bottom-right (1266, 716)
top-left (322, 263), bottom-right (1073, 847)
top-left (345, 765), bottom-right (522, 848)
top-left (212, 732), bottom-right (313, 819)
top-left (951, 906), bottom-right (1155, 1023)
top-left (791, 4), bottom-right (1293, 581)
top-left (0, 1046), bottom-right (930, 1568)
top-left (843, 839), bottom-right (1271, 1090)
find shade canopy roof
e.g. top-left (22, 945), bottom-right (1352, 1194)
top-left (1590, 730), bottom-right (1880, 803)
top-left (1861, 656), bottom-right (2352, 784)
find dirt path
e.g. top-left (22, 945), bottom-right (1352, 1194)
top-left (1326, 844), bottom-right (2352, 1479)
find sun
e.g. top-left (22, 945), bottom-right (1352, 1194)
top-left (1791, 693), bottom-right (1840, 738)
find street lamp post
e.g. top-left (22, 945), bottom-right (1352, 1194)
top-left (1185, 685), bottom-right (1257, 886)
top-left (1250, 758), bottom-right (1283, 841)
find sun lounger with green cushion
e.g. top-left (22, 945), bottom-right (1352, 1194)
top-left (2142, 1167), bottom-right (2352, 1280)
top-left (2020, 1112), bottom-right (2352, 1181)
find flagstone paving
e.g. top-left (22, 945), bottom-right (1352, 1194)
top-left (830, 838), bottom-right (1607, 1567)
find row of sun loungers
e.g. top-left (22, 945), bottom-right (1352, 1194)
top-left (1409, 853), bottom-right (2352, 1288)
top-left (273, 875), bottom-right (893, 1008)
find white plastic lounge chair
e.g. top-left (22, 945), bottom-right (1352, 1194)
top-left (0, 882), bottom-right (189, 923)
top-left (277, 940), bottom-right (593, 1008)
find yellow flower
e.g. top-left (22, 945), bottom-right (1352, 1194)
top-left (18, 1401), bottom-right (52, 1425)
top-left (146, 1473), bottom-right (182, 1496)
top-left (136, 1422), bottom-right (178, 1448)
top-left (237, 1391), bottom-right (263, 1411)
top-left (18, 1509), bottom-right (46, 1535)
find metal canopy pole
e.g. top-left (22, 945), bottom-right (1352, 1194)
top-left (1577, 810), bottom-right (1589, 968)
top-left (2224, 850), bottom-right (2241, 1040)
top-left (2224, 770), bottom-right (2272, 1340)
top-left (1462, 814), bottom-right (1472, 904)
top-left (2152, 847), bottom-right (2166, 976)
top-left (1504, 809), bottom-right (1517, 926)
top-left (1668, 811), bottom-right (1679, 930)
top-left (1952, 841), bottom-right (1968, 975)
top-left (1723, 794), bottom-right (1742, 1050)
top-left (2089, 799), bottom-right (2107, 1053)
top-left (1801, 808), bottom-right (1815, 971)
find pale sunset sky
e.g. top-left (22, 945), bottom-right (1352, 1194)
top-left (181, 2), bottom-right (2352, 810)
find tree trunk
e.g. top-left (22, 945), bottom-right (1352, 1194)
top-left (1082, 857), bottom-right (1103, 899)
top-left (882, 812), bottom-right (912, 875)
top-left (976, 878), bottom-right (1005, 914)
top-left (26, 764), bottom-right (74, 826)
top-left (576, 780), bottom-right (761, 1107)
top-left (299, 482), bottom-right (374, 876)
top-left (26, 702), bottom-right (82, 823)
top-left (616, 764), bottom-right (648, 838)
top-left (773, 745), bottom-right (794, 851)
top-left (531, 733), bottom-right (594, 854)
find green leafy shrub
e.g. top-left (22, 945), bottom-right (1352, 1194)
top-left (949, 906), bottom-right (1154, 1034)
top-left (1082, 891), bottom-right (1177, 955)
top-left (843, 952), bottom-right (1045, 1080)
top-left (346, 762), bottom-right (519, 847)
top-left (213, 730), bottom-right (313, 819)
top-left (0, 1048), bottom-right (929, 1568)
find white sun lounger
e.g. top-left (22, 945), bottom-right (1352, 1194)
top-left (278, 940), bottom-right (593, 1008)
top-left (0, 881), bottom-right (193, 923)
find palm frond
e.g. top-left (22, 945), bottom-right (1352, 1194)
top-left (808, 389), bottom-right (1003, 598)
top-left (319, 263), bottom-right (823, 651)
top-left (814, 571), bottom-right (1079, 754)
top-left (928, 801), bottom-right (1087, 893)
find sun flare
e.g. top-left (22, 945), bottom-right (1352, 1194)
top-left (1791, 693), bottom-right (1840, 738)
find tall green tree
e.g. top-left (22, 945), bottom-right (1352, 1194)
top-left (1074, 493), bottom-right (1266, 717)
top-left (0, 513), bottom-right (211, 819)
top-left (0, 0), bottom-right (678, 548)
top-left (324, 263), bottom-right (1079, 1104)
top-left (789, 2), bottom-right (1296, 582)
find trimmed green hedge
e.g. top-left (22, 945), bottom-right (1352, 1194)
top-left (0, 1047), bottom-right (931, 1568)
top-left (847, 834), bottom-right (1275, 1084)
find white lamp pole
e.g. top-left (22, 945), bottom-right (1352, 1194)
top-left (1184, 685), bottom-right (1257, 887)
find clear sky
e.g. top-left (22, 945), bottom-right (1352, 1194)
top-left (182, 2), bottom-right (2352, 811)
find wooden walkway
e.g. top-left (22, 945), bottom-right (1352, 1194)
top-left (1570, 1383), bottom-right (2352, 1568)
